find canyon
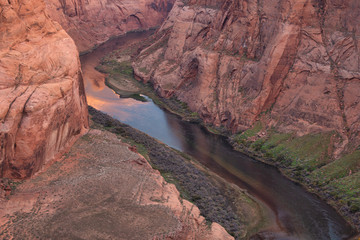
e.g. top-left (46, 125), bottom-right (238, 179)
top-left (132, 0), bottom-right (360, 231)
top-left (0, 0), bottom-right (234, 239)
top-left (0, 128), bottom-right (232, 239)
top-left (133, 0), bottom-right (360, 155)
top-left (44, 0), bottom-right (176, 52)
top-left (0, 0), bottom-right (359, 238)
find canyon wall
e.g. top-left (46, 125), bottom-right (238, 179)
top-left (44, 0), bottom-right (176, 52)
top-left (133, 0), bottom-right (360, 155)
top-left (0, 129), bottom-right (233, 239)
top-left (0, 0), bottom-right (89, 179)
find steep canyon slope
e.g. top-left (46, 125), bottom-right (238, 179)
top-left (132, 0), bottom-right (360, 227)
top-left (0, 1), bottom-right (234, 238)
top-left (45, 0), bottom-right (176, 52)
top-left (0, 0), bottom-right (89, 179)
top-left (0, 128), bottom-right (233, 240)
top-left (134, 0), bottom-right (360, 159)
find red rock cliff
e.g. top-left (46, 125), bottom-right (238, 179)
top-left (0, 0), bottom-right (89, 179)
top-left (133, 0), bottom-right (360, 155)
top-left (44, 0), bottom-right (175, 52)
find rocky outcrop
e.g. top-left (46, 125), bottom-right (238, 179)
top-left (0, 129), bottom-right (233, 239)
top-left (133, 0), bottom-right (360, 155)
top-left (44, 0), bottom-right (175, 52)
top-left (0, 0), bottom-right (89, 179)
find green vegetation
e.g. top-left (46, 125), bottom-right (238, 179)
top-left (95, 117), bottom-right (193, 201)
top-left (98, 62), bottom-right (201, 123)
top-left (311, 151), bottom-right (360, 184)
top-left (259, 132), bottom-right (333, 171)
top-left (309, 151), bottom-right (360, 214)
top-left (97, 59), bottom-right (134, 78)
top-left (154, 170), bottom-right (192, 201)
top-left (95, 30), bottom-right (360, 230)
top-left (234, 129), bottom-right (334, 173)
top-left (326, 172), bottom-right (360, 213)
top-left (89, 107), bottom-right (269, 238)
top-left (232, 122), bottom-right (360, 227)
top-left (234, 122), bottom-right (263, 144)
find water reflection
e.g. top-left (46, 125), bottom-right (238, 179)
top-left (162, 117), bottom-right (354, 239)
top-left (85, 80), bottom-right (183, 149)
top-left (81, 32), bottom-right (356, 240)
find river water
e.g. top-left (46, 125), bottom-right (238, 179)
top-left (80, 32), bottom-right (356, 240)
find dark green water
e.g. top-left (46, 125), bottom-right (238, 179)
top-left (81, 32), bottom-right (356, 240)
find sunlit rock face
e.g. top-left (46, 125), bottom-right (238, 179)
top-left (133, 0), bottom-right (360, 154)
top-left (45, 0), bottom-right (176, 52)
top-left (0, 0), bottom-right (89, 179)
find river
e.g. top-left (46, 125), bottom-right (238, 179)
top-left (80, 31), bottom-right (356, 240)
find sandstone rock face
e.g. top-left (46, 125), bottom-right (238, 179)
top-left (0, 0), bottom-right (89, 179)
top-left (133, 0), bottom-right (360, 154)
top-left (0, 129), bottom-right (233, 239)
top-left (44, 0), bottom-right (175, 52)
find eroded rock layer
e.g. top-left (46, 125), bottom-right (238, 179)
top-left (0, 0), bottom-right (89, 179)
top-left (133, 0), bottom-right (360, 155)
top-left (0, 129), bottom-right (233, 240)
top-left (45, 0), bottom-right (176, 52)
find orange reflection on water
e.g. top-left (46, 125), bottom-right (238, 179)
top-left (84, 70), bottom-right (106, 92)
top-left (86, 95), bottom-right (108, 109)
top-left (87, 94), bottom-right (149, 107)
top-left (86, 93), bottom-right (151, 122)
top-left (87, 94), bottom-right (132, 121)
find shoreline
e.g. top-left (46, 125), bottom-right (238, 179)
top-left (229, 140), bottom-right (360, 234)
top-left (103, 68), bottom-right (359, 235)
top-left (0, 126), bottom-right (235, 239)
top-left (87, 31), bottom-right (358, 237)
top-left (88, 106), bottom-right (277, 239)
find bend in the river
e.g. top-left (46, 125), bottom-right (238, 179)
top-left (80, 32), bottom-right (356, 240)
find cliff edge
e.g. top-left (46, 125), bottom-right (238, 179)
top-left (0, 0), bottom-right (89, 179)
top-left (0, 128), bottom-right (233, 240)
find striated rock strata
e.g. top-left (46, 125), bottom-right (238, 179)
top-left (0, 129), bottom-right (233, 240)
top-left (0, 0), bottom-right (89, 179)
top-left (44, 0), bottom-right (176, 52)
top-left (133, 0), bottom-right (360, 155)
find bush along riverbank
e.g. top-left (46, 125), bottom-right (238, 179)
top-left (96, 37), bottom-right (359, 233)
top-left (88, 106), bottom-right (271, 239)
top-left (229, 123), bottom-right (360, 232)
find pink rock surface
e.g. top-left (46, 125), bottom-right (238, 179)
top-left (44, 0), bottom-right (176, 52)
top-left (0, 129), bottom-right (233, 239)
top-left (0, 0), bottom-right (89, 179)
top-left (133, 0), bottom-right (360, 155)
